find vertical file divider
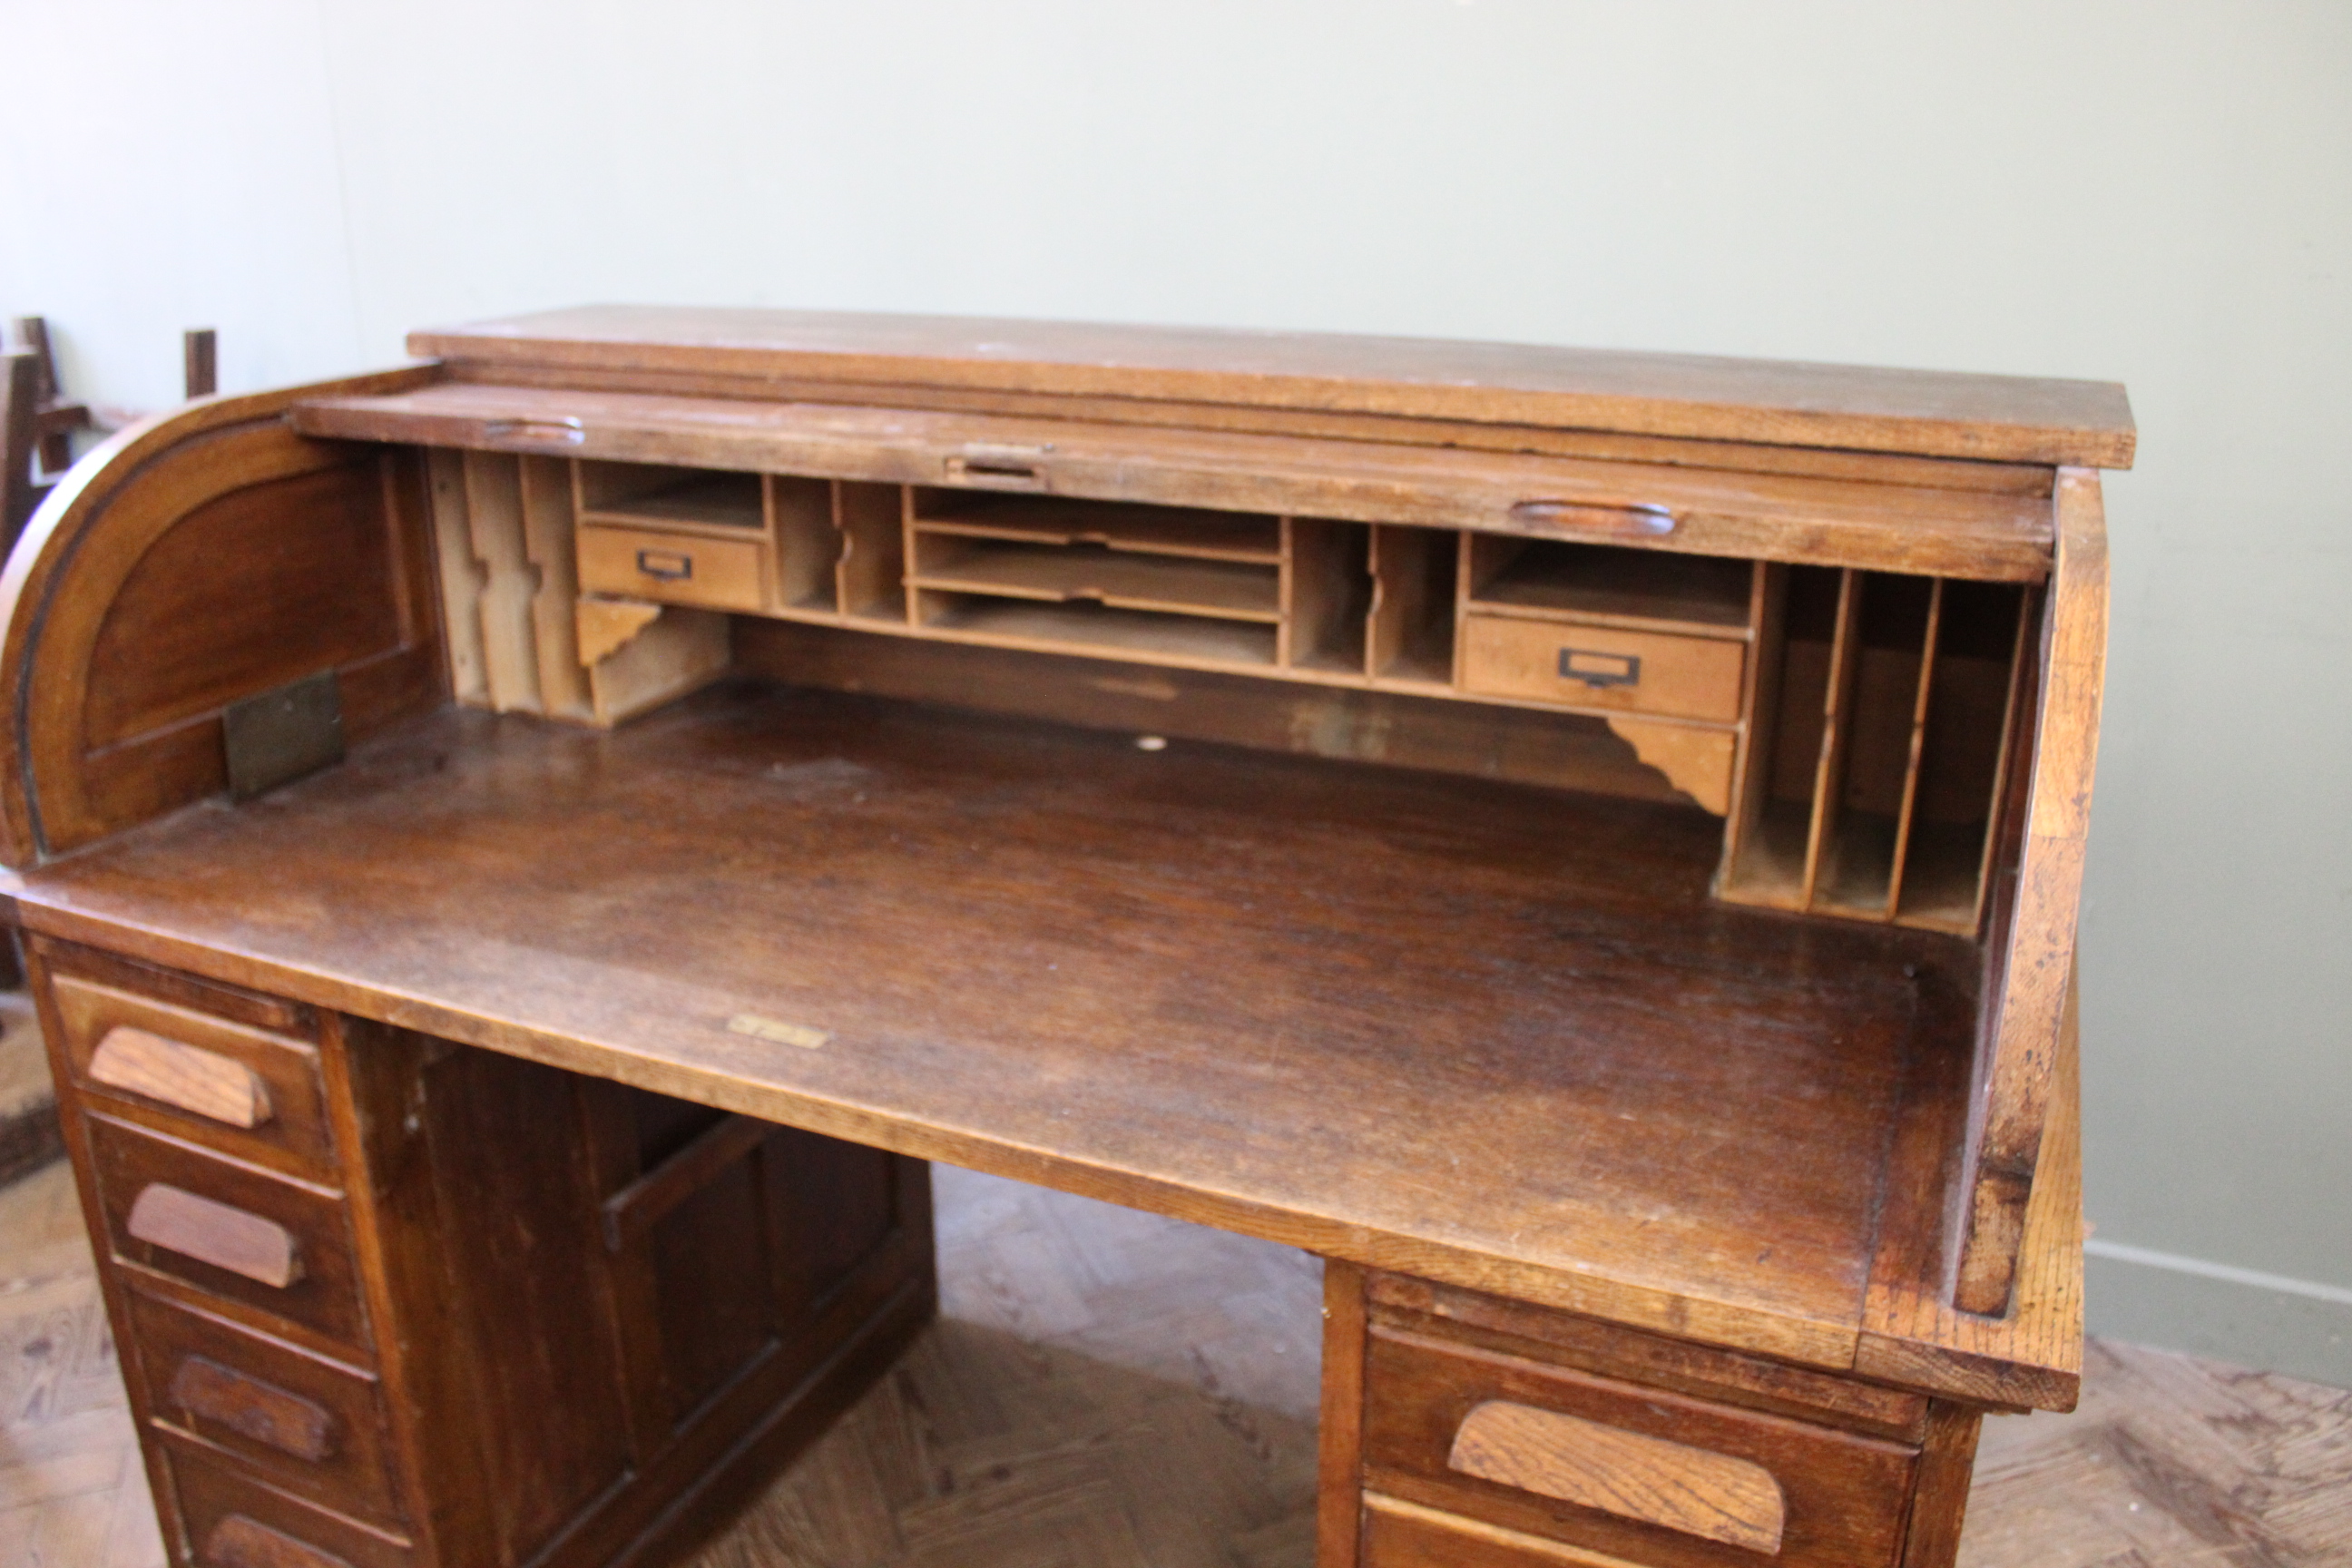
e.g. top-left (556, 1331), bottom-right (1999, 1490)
top-left (1967, 595), bottom-right (2041, 931)
top-left (1717, 563), bottom-right (1787, 897)
top-left (1882, 579), bottom-right (1945, 916)
top-left (1798, 570), bottom-right (1863, 908)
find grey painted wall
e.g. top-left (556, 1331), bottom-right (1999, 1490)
top-left (4, 0), bottom-right (2346, 1384)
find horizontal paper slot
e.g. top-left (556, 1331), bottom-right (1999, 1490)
top-left (910, 534), bottom-right (1280, 622)
top-left (1468, 537), bottom-right (1751, 635)
top-left (912, 491), bottom-right (1282, 562)
top-left (916, 593), bottom-right (1279, 668)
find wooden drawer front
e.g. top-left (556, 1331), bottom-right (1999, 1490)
top-left (166, 1443), bottom-right (413, 1568)
top-left (53, 975), bottom-right (333, 1173)
top-left (127, 1291), bottom-right (402, 1524)
top-left (1363, 1327), bottom-right (1917, 1568)
top-left (578, 524), bottom-right (765, 611)
top-left (1365, 1494), bottom-right (1635, 1568)
top-left (1460, 614), bottom-right (1744, 721)
top-left (87, 1116), bottom-right (368, 1350)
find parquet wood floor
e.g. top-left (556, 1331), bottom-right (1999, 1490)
top-left (3, 1152), bottom-right (2343, 1567)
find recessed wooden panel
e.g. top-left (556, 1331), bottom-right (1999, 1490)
top-left (648, 1152), bottom-right (776, 1422)
top-left (81, 461), bottom-right (402, 749)
top-left (1364, 1325), bottom-right (1918, 1568)
top-left (88, 1117), bottom-right (367, 1348)
top-left (164, 1442), bottom-right (413, 1568)
top-left (765, 1127), bottom-right (900, 1309)
top-left (128, 1289), bottom-right (404, 1524)
top-left (54, 975), bottom-right (333, 1174)
top-left (416, 1045), bottom-right (632, 1563)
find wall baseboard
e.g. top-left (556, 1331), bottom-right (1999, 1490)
top-left (2087, 1239), bottom-right (2352, 1389)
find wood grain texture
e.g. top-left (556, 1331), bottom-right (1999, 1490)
top-left (90, 1030), bottom-right (272, 1132)
top-left (1860, 963), bottom-right (2082, 1411)
top-left (1459, 617), bottom-right (1745, 722)
top-left (1363, 1324), bottom-right (1918, 1568)
top-left (83, 1113), bottom-right (366, 1353)
top-left (4, 1156), bottom-right (2343, 1568)
top-left (50, 971), bottom-right (333, 1179)
top-left (734, 617), bottom-right (1720, 811)
top-left (575, 598), bottom-right (664, 666)
top-left (290, 383), bottom-right (2063, 582)
top-left (424, 359), bottom-right (2069, 495)
top-left (1901, 1402), bottom-right (1984, 1568)
top-left (1447, 1400), bottom-right (1786, 1553)
top-left (168, 1449), bottom-right (411, 1568)
top-left (0, 366), bottom-right (443, 866)
top-left (1955, 471), bottom-right (2108, 1315)
top-left (1361, 1494), bottom-right (1650, 1568)
top-left (0, 990), bottom-right (64, 1188)
top-left (1599, 720), bottom-right (1733, 816)
top-left (201, 1514), bottom-right (357, 1568)
top-left (124, 1289), bottom-right (401, 1524)
top-left (1318, 1260), bottom-right (1368, 1568)
top-left (165, 1357), bottom-right (335, 1465)
top-left (0, 1154), bottom-right (170, 1568)
top-left (579, 524), bottom-right (767, 612)
top-left (6, 684), bottom-right (1985, 1375)
top-left (124, 1186), bottom-right (301, 1291)
top-left (407, 305), bottom-right (2136, 468)
top-left (1368, 1274), bottom-right (1928, 1443)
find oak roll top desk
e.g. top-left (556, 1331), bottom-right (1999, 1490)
top-left (0, 308), bottom-right (2122, 1568)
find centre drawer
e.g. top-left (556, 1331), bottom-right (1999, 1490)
top-left (1458, 613), bottom-right (1745, 721)
top-left (85, 1115), bottom-right (369, 1352)
top-left (126, 1289), bottom-right (404, 1525)
top-left (1361, 1325), bottom-right (1918, 1568)
top-left (577, 524), bottom-right (766, 611)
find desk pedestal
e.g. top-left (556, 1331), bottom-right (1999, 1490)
top-left (29, 935), bottom-right (936, 1568)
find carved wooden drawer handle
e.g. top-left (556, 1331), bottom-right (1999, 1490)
top-left (126, 1184), bottom-right (303, 1289)
top-left (1448, 1399), bottom-right (1786, 1553)
top-left (203, 1514), bottom-right (353, 1568)
top-left (90, 1025), bottom-right (274, 1129)
top-left (170, 1354), bottom-right (337, 1462)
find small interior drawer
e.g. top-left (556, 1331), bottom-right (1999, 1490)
top-left (1459, 613), bottom-right (1745, 722)
top-left (165, 1441), bottom-right (413, 1568)
top-left (52, 975), bottom-right (334, 1175)
top-left (127, 1289), bottom-right (403, 1526)
top-left (1362, 1325), bottom-right (1917, 1568)
top-left (85, 1115), bottom-right (368, 1353)
top-left (578, 524), bottom-right (766, 611)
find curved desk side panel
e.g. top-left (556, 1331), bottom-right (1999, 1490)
top-left (0, 366), bottom-right (447, 866)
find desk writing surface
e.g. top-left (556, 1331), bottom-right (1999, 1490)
top-left (5, 682), bottom-right (1975, 1367)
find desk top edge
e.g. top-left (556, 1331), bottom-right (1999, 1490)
top-left (409, 305), bottom-right (2137, 470)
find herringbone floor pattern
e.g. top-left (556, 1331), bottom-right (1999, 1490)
top-left (2, 1154), bottom-right (2344, 1567)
